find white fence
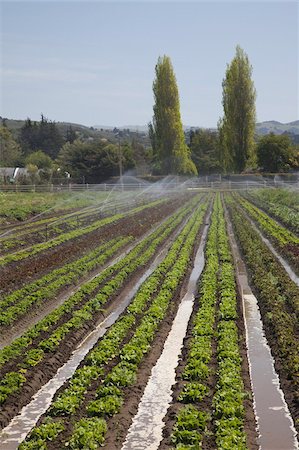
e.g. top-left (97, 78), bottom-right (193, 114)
top-left (0, 180), bottom-right (298, 193)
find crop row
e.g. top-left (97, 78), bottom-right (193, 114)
top-left (0, 196), bottom-right (201, 326)
top-left (18, 197), bottom-right (208, 449)
top-left (243, 190), bottom-right (299, 235)
top-left (0, 191), bottom-right (114, 224)
top-left (247, 187), bottom-right (299, 212)
top-left (0, 237), bottom-right (131, 324)
top-left (225, 194), bottom-right (299, 433)
top-left (0, 197), bottom-right (208, 414)
top-left (0, 198), bottom-right (165, 267)
top-left (0, 192), bottom-right (153, 255)
top-left (170, 194), bottom-right (248, 449)
top-left (233, 192), bottom-right (299, 274)
top-left (226, 195), bottom-right (299, 320)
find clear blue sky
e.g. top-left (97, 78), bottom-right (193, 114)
top-left (0, 0), bottom-right (298, 128)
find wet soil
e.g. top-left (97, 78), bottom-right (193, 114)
top-left (235, 198), bottom-right (299, 278)
top-left (0, 243), bottom-right (175, 449)
top-left (0, 201), bottom-right (194, 431)
top-left (226, 201), bottom-right (299, 440)
top-left (0, 195), bottom-right (190, 295)
top-left (0, 204), bottom-right (209, 450)
top-left (0, 241), bottom-right (131, 348)
top-left (159, 207), bottom-right (258, 450)
top-left (101, 206), bottom-right (257, 450)
top-left (159, 285), bottom-right (258, 450)
top-left (99, 208), bottom-right (211, 449)
top-left (121, 212), bottom-right (210, 450)
top-left (0, 199), bottom-right (140, 256)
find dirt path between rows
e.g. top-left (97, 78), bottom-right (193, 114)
top-left (226, 201), bottom-right (299, 439)
top-left (158, 209), bottom-right (258, 450)
top-left (0, 201), bottom-right (196, 431)
top-left (101, 205), bottom-right (211, 450)
top-left (0, 201), bottom-right (197, 348)
top-left (0, 195), bottom-right (191, 295)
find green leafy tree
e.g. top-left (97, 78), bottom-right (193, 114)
top-left (58, 139), bottom-right (133, 183)
top-left (257, 133), bottom-right (294, 172)
top-left (19, 118), bottom-right (40, 155)
top-left (25, 150), bottom-right (53, 182)
top-left (19, 115), bottom-right (64, 159)
top-left (26, 163), bottom-right (39, 183)
top-left (190, 129), bottom-right (221, 174)
top-left (0, 126), bottom-right (23, 166)
top-left (149, 55), bottom-right (197, 176)
top-left (66, 126), bottom-right (77, 144)
top-left (25, 150), bottom-right (53, 170)
top-left (219, 46), bottom-right (256, 173)
top-left (131, 138), bottom-right (152, 175)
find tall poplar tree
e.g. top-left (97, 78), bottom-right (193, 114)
top-left (149, 55), bottom-right (197, 175)
top-left (219, 46), bottom-right (256, 172)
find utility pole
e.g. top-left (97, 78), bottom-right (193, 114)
top-left (118, 136), bottom-right (123, 192)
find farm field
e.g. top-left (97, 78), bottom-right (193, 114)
top-left (0, 186), bottom-right (298, 450)
top-left (0, 191), bottom-right (116, 225)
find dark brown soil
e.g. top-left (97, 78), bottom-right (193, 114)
top-left (0, 195), bottom-right (191, 295)
top-left (0, 197), bottom-right (261, 450)
top-left (0, 260), bottom-right (166, 430)
top-left (158, 292), bottom-right (218, 450)
top-left (0, 201), bottom-right (146, 256)
top-left (0, 197), bottom-right (195, 430)
top-left (102, 210), bottom-right (208, 450)
top-left (158, 291), bottom-right (258, 450)
top-left (31, 202), bottom-right (210, 450)
top-left (226, 199), bottom-right (299, 437)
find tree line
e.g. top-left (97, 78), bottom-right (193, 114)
top-left (0, 117), bottom-right (152, 184)
top-left (149, 48), bottom-right (298, 175)
top-left (1, 46), bottom-right (298, 183)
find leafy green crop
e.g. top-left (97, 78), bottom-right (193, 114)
top-left (18, 196), bottom-right (209, 449)
top-left (66, 417), bottom-right (107, 449)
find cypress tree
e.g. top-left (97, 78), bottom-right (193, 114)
top-left (149, 55), bottom-right (197, 175)
top-left (219, 46), bottom-right (256, 172)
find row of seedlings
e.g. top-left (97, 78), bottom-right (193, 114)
top-left (168, 194), bottom-right (250, 449)
top-left (225, 193), bottom-right (299, 434)
top-left (0, 196), bottom-right (207, 427)
top-left (0, 191), bottom-right (158, 255)
top-left (0, 191), bottom-right (115, 226)
top-left (0, 198), bottom-right (167, 267)
top-left (0, 236), bottom-right (132, 326)
top-left (18, 198), bottom-right (209, 449)
top-left (233, 192), bottom-right (299, 274)
top-left (0, 194), bottom-right (203, 320)
top-left (241, 189), bottom-right (299, 235)
top-left (0, 196), bottom-right (203, 327)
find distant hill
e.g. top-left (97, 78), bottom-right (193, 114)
top-left (1, 117), bottom-right (151, 146)
top-left (94, 125), bottom-right (149, 133)
top-left (3, 117), bottom-right (299, 140)
top-left (256, 120), bottom-right (299, 135)
top-left (95, 121), bottom-right (299, 136)
top-left (1, 117), bottom-right (100, 140)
